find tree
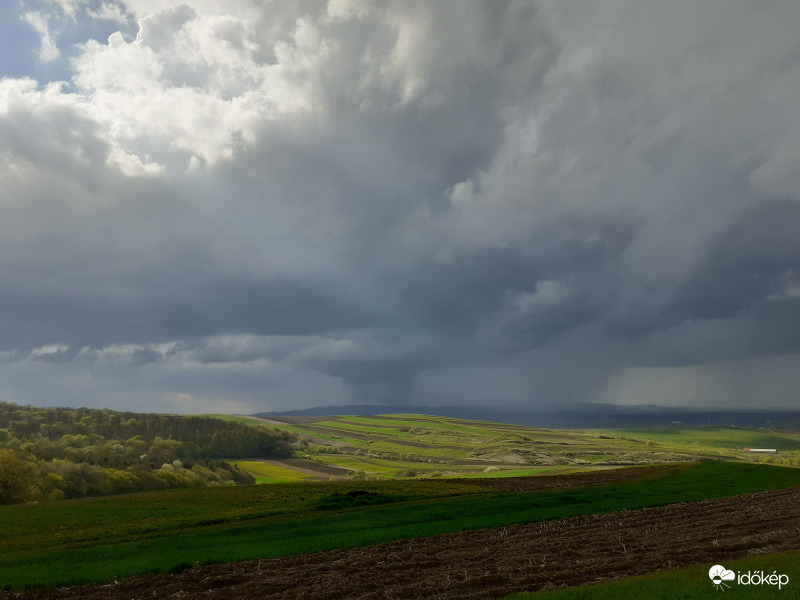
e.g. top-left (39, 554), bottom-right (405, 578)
top-left (0, 449), bottom-right (39, 504)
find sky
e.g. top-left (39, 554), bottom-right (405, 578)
top-left (2, 0), bottom-right (800, 415)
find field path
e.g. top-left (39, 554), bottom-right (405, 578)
top-left (9, 484), bottom-right (800, 600)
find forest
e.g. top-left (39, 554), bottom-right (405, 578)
top-left (0, 402), bottom-right (296, 504)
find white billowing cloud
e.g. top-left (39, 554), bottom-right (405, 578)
top-left (75, 342), bottom-right (177, 365)
top-left (106, 143), bottom-right (165, 176)
top-left (0, 76), bottom-right (179, 292)
top-left (22, 11), bottom-right (61, 61)
top-left (121, 0), bottom-right (242, 17)
top-left (0, 78), bottom-right (108, 189)
top-left (30, 344), bottom-right (71, 359)
top-left (43, 0), bottom-right (90, 20)
top-left (326, 0), bottom-right (371, 23)
top-left (71, 6), bottom-right (265, 167)
top-left (13, 2), bottom-right (334, 172)
top-left (14, 0), bottom-right (558, 178)
top-left (87, 2), bottom-right (130, 24)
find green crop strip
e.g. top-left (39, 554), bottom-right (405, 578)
top-left (341, 415), bottom-right (493, 435)
top-left (594, 426), bottom-right (800, 451)
top-left (1, 463), bottom-right (799, 591)
top-left (502, 550), bottom-right (800, 599)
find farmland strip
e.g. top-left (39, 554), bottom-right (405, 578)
top-left (9, 484), bottom-right (800, 600)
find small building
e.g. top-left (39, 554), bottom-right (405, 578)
top-left (742, 448), bottom-right (778, 454)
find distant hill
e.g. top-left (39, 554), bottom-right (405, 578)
top-left (255, 403), bottom-right (800, 429)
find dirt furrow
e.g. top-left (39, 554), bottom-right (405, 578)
top-left (6, 485), bottom-right (800, 600)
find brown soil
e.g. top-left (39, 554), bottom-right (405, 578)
top-left (435, 464), bottom-right (684, 491)
top-left (8, 480), bottom-right (800, 600)
top-left (284, 459), bottom-right (353, 478)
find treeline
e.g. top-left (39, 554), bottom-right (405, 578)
top-left (0, 403), bottom-right (295, 459)
top-left (0, 402), bottom-right (297, 505)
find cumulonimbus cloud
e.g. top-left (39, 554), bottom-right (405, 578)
top-left (3, 0), bottom-right (800, 413)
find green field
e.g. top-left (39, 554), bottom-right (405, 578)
top-left (223, 414), bottom-right (800, 482)
top-left (505, 551), bottom-right (799, 599)
top-left (229, 460), bottom-right (311, 483)
top-left (2, 462), bottom-right (800, 591)
top-left (4, 412), bottom-right (800, 596)
top-left (600, 425), bottom-right (800, 451)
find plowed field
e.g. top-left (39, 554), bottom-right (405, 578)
top-left (7, 483), bottom-right (800, 600)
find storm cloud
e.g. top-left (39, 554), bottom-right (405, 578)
top-left (2, 0), bottom-right (800, 413)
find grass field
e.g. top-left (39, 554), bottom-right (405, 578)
top-left (600, 425), bottom-right (800, 450)
top-left (2, 462), bottom-right (800, 591)
top-left (5, 413), bottom-right (800, 597)
top-left (504, 550), bottom-right (800, 599)
top-left (223, 414), bottom-right (800, 482)
top-left (229, 460), bottom-right (311, 483)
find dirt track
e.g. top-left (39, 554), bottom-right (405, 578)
top-left (7, 482), bottom-right (800, 600)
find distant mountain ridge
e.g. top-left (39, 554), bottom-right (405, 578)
top-left (254, 403), bottom-right (800, 429)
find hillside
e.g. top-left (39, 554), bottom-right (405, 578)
top-left (2, 462), bottom-right (800, 596)
top-left (257, 404), bottom-right (800, 428)
top-left (221, 414), bottom-right (800, 483)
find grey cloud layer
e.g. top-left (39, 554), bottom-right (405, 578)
top-left (2, 0), bottom-right (800, 412)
